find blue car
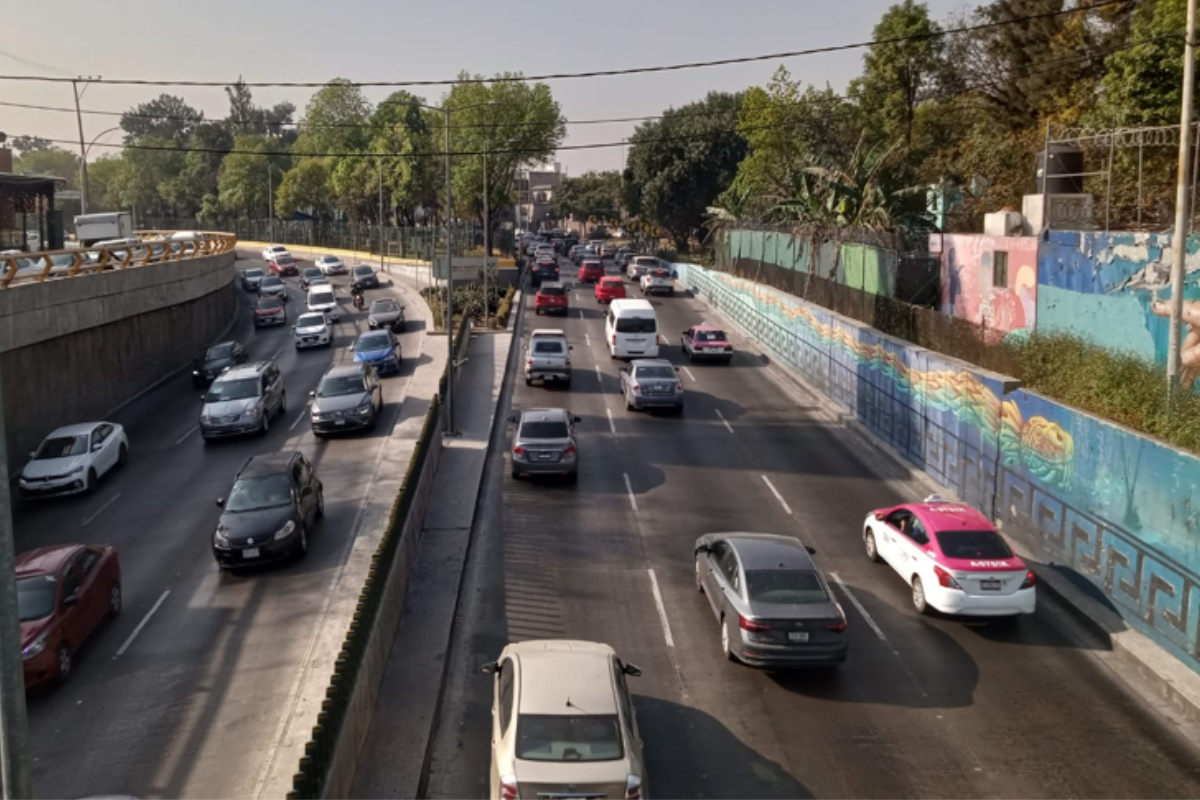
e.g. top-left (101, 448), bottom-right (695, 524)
top-left (353, 331), bottom-right (402, 375)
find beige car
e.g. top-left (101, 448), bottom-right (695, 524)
top-left (483, 640), bottom-right (646, 800)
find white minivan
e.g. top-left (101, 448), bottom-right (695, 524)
top-left (307, 285), bottom-right (341, 322)
top-left (606, 298), bottom-right (659, 359)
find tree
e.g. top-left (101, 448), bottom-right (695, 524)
top-left (226, 79), bottom-right (297, 141)
top-left (13, 146), bottom-right (80, 188)
top-left (370, 91), bottom-right (441, 226)
top-left (549, 171), bottom-right (622, 223)
top-left (86, 155), bottom-right (126, 212)
top-left (624, 91), bottom-right (747, 252)
top-left (276, 158), bottom-right (333, 217)
top-left (10, 135), bottom-right (52, 154)
top-left (1097, 0), bottom-right (1190, 127)
top-left (163, 122), bottom-right (234, 217)
top-left (218, 135), bottom-right (289, 217)
top-left (298, 79), bottom-right (372, 155)
top-left (116, 136), bottom-right (185, 217)
top-left (120, 94), bottom-right (204, 146)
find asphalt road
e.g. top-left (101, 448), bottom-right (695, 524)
top-left (422, 256), bottom-right (1200, 799)
top-left (14, 251), bottom-right (425, 799)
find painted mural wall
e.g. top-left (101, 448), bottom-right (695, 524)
top-left (933, 234), bottom-right (1038, 343)
top-left (726, 229), bottom-right (898, 297)
top-left (1038, 231), bottom-right (1200, 382)
top-left (678, 261), bottom-right (1200, 674)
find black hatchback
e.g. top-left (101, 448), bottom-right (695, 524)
top-left (192, 340), bottom-right (249, 387)
top-left (213, 452), bottom-right (324, 569)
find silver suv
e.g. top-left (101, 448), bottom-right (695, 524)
top-left (524, 329), bottom-right (572, 387)
top-left (200, 361), bottom-right (287, 441)
top-left (509, 408), bottom-right (581, 481)
top-left (619, 358), bottom-right (683, 413)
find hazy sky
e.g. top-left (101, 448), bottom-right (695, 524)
top-left (1, 0), bottom-right (978, 175)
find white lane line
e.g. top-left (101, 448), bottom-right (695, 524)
top-left (114, 589), bottom-right (171, 658)
top-left (606, 407), bottom-right (616, 435)
top-left (715, 408), bottom-right (734, 434)
top-left (623, 473), bottom-right (639, 513)
top-left (289, 405), bottom-right (310, 431)
top-left (594, 364), bottom-right (604, 389)
top-left (681, 366), bottom-right (697, 383)
top-left (647, 569), bottom-right (676, 648)
top-left (585, 333), bottom-right (591, 347)
top-left (761, 475), bottom-right (793, 515)
top-left (830, 572), bottom-right (887, 642)
top-left (578, 308), bottom-right (584, 320)
top-left (173, 424), bottom-right (199, 446)
top-left (271, 347), bottom-right (282, 361)
top-left (82, 493), bottom-right (121, 527)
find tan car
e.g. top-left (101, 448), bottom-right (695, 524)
top-left (483, 640), bottom-right (646, 799)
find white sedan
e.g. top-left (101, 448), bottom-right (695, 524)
top-left (316, 255), bottom-right (347, 275)
top-left (262, 245), bottom-right (291, 262)
top-left (18, 422), bottom-right (129, 498)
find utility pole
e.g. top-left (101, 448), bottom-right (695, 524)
top-left (1169, 0), bottom-right (1198, 397)
top-left (444, 108), bottom-right (457, 435)
top-left (72, 78), bottom-right (93, 215)
top-left (267, 163), bottom-right (275, 245)
top-left (378, 160), bottom-right (385, 274)
top-left (0, 363), bottom-right (31, 798)
top-left (483, 147), bottom-right (490, 330)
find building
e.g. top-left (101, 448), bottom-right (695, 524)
top-left (514, 163), bottom-right (563, 231)
top-left (0, 147), bottom-right (67, 251)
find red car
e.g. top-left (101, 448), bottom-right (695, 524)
top-left (18, 544), bottom-right (121, 689)
top-left (577, 259), bottom-right (604, 283)
top-left (535, 282), bottom-right (570, 315)
top-left (269, 254), bottom-right (299, 276)
top-left (595, 276), bottom-right (627, 304)
top-left (681, 323), bottom-right (734, 363)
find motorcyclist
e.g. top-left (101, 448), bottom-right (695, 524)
top-left (351, 282), bottom-right (365, 310)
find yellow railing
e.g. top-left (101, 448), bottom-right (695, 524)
top-left (0, 230), bottom-right (238, 289)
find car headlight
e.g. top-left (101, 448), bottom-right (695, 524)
top-left (22, 632), bottom-right (49, 661)
top-left (274, 520), bottom-right (296, 541)
top-left (356, 401), bottom-right (373, 416)
top-left (241, 406), bottom-right (260, 419)
top-left (213, 528), bottom-right (230, 549)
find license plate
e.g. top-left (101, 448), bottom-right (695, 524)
top-left (981, 579), bottom-right (1002, 591)
top-left (243, 548), bottom-right (260, 559)
top-left (538, 452), bottom-right (555, 460)
top-left (334, 420), bottom-right (346, 426)
top-left (788, 631), bottom-right (809, 643)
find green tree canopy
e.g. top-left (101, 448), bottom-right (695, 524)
top-left (549, 171), bottom-right (622, 222)
top-left (276, 158), bottom-right (332, 217)
top-left (120, 94), bottom-right (204, 146)
top-left (14, 146), bottom-right (80, 189)
top-left (218, 135), bottom-right (290, 217)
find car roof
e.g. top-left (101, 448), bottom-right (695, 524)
top-left (538, 281), bottom-right (565, 291)
top-left (219, 362), bottom-right (271, 380)
top-left (507, 640), bottom-right (618, 715)
top-left (530, 328), bottom-right (567, 338)
top-left (237, 451), bottom-right (299, 478)
top-left (302, 265), bottom-right (323, 272)
top-left (353, 264), bottom-right (374, 270)
top-left (632, 358), bottom-right (674, 370)
top-left (15, 544), bottom-right (84, 576)
top-left (693, 323), bottom-right (725, 332)
top-left (518, 407), bottom-right (571, 423)
top-left (46, 422), bottom-right (104, 438)
top-left (904, 502), bottom-right (994, 531)
top-left (323, 362), bottom-right (368, 379)
top-left (722, 533), bottom-right (815, 570)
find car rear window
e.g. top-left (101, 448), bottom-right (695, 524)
top-left (615, 317), bottom-right (656, 334)
top-left (310, 291), bottom-right (334, 304)
top-left (533, 341), bottom-right (564, 354)
top-left (520, 421), bottom-right (569, 438)
top-left (636, 365), bottom-right (675, 379)
top-left (695, 330), bottom-right (727, 342)
top-left (515, 714), bottom-right (623, 763)
top-left (746, 569), bottom-right (829, 604)
top-left (582, 260), bottom-right (601, 268)
top-left (936, 530), bottom-right (1013, 560)
top-left (539, 285), bottom-right (566, 296)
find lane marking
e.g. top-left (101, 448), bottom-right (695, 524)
top-left (761, 475), bottom-right (793, 515)
top-left (114, 589), bottom-right (171, 657)
top-left (173, 424), bottom-right (198, 446)
top-left (715, 408), bottom-right (734, 434)
top-left (585, 333), bottom-right (591, 347)
top-left (623, 473), bottom-right (639, 513)
top-left (81, 492), bottom-right (121, 527)
top-left (289, 404), bottom-right (310, 431)
top-left (606, 407), bottom-right (616, 435)
top-left (647, 569), bottom-right (676, 648)
top-left (271, 347), bottom-right (282, 361)
top-left (830, 572), bottom-right (887, 642)
top-left (578, 308), bottom-right (584, 320)
top-left (681, 366), bottom-right (697, 383)
top-left (594, 364), bottom-right (604, 389)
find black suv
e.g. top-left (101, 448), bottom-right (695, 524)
top-left (212, 452), bottom-right (324, 569)
top-left (192, 340), bottom-right (249, 387)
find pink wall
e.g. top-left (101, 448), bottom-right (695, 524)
top-left (932, 234), bottom-right (1038, 343)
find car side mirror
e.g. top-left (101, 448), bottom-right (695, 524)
top-left (216, 497), bottom-right (225, 507)
top-left (63, 593), bottom-right (80, 608)
top-left (481, 661), bottom-right (498, 675)
top-left (695, 544), bottom-right (709, 554)
top-left (309, 390), bottom-right (316, 398)
top-left (805, 545), bottom-right (817, 555)
top-left (573, 416), bottom-right (582, 423)
top-left (874, 512), bottom-right (886, 521)
top-left (622, 663), bottom-right (642, 678)
top-left (92, 443), bottom-right (103, 452)
top-left (569, 346), bottom-right (574, 350)
top-left (507, 415), bottom-right (518, 424)
top-left (28, 451), bottom-right (36, 460)
top-left (200, 395), bottom-right (207, 402)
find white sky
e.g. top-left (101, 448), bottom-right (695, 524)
top-left (1, 0), bottom-right (978, 175)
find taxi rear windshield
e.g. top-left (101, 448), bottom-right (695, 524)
top-left (615, 317), bottom-right (656, 333)
top-left (515, 714), bottom-right (623, 762)
top-left (936, 530), bottom-right (1013, 560)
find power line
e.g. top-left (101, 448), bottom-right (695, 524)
top-left (0, 48), bottom-right (73, 78)
top-left (0, 0), bottom-right (1136, 89)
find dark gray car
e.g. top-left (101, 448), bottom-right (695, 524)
top-left (352, 265), bottom-right (381, 290)
top-left (212, 451), bottom-right (324, 569)
top-left (367, 298), bottom-right (406, 332)
top-left (619, 359), bottom-right (683, 412)
top-left (693, 533), bottom-right (848, 668)
top-left (310, 362), bottom-right (383, 436)
top-left (200, 361), bottom-right (287, 441)
top-left (508, 407), bottom-right (581, 482)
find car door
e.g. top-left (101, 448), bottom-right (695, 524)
top-left (293, 458), bottom-right (315, 525)
top-left (613, 658), bottom-right (643, 762)
top-left (71, 548), bottom-right (106, 635)
top-left (618, 366), bottom-right (631, 397)
top-left (57, 561), bottom-right (88, 647)
top-left (490, 656), bottom-right (516, 794)
top-left (268, 366), bottom-right (284, 413)
top-left (682, 328), bottom-right (694, 355)
top-left (889, 511), bottom-right (929, 581)
top-left (700, 540), bottom-right (729, 617)
top-left (89, 425), bottom-right (113, 475)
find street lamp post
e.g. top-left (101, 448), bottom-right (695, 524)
top-left (267, 163), bottom-right (275, 245)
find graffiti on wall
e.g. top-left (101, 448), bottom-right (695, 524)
top-left (933, 234), bottom-right (1038, 342)
top-left (726, 229), bottom-right (897, 297)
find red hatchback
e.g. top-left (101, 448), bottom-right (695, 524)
top-left (595, 276), bottom-right (627, 304)
top-left (577, 259), bottom-right (604, 283)
top-left (18, 544), bottom-right (121, 689)
top-left (535, 282), bottom-right (570, 315)
top-left (269, 254), bottom-right (299, 276)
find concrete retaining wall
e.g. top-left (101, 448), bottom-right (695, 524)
top-left (0, 252), bottom-right (237, 473)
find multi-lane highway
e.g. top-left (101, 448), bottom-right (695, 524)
top-left (14, 250), bottom-right (426, 799)
top-left (423, 255), bottom-right (1200, 799)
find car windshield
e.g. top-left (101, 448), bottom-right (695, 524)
top-left (245, 269), bottom-right (264, 278)
top-left (636, 365), bottom-right (675, 379)
top-left (225, 473), bottom-right (293, 512)
top-left (582, 261), bottom-right (601, 269)
top-left (520, 420), bottom-right (569, 439)
top-left (354, 268), bottom-right (373, 276)
top-left (356, 333), bottom-right (390, 352)
top-left (321, 256), bottom-right (338, 264)
top-left (936, 530), bottom-right (1014, 560)
top-left (539, 285), bottom-right (566, 296)
top-left (303, 268), bottom-right (322, 278)
top-left (515, 714), bottom-right (623, 763)
top-left (34, 435), bottom-right (89, 459)
top-left (746, 569), bottom-right (829, 604)
top-left (260, 276), bottom-right (283, 287)
top-left (205, 378), bottom-right (260, 402)
top-left (206, 343), bottom-right (234, 360)
top-left (256, 298), bottom-right (283, 310)
top-left (318, 374), bottom-right (366, 397)
top-left (371, 300), bottom-right (399, 313)
top-left (615, 317), bottom-right (656, 334)
top-left (17, 576), bottom-right (56, 622)
top-left (297, 314), bottom-right (326, 328)
top-left (696, 330), bottom-right (727, 342)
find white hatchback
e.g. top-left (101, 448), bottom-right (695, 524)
top-left (293, 312), bottom-right (333, 349)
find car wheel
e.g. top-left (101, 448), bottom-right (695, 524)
top-left (510, 467), bottom-right (522, 480)
top-left (720, 617), bottom-right (737, 663)
top-left (315, 490), bottom-right (325, 519)
top-left (525, 377), bottom-right (533, 386)
top-left (912, 576), bottom-right (931, 615)
top-left (56, 643), bottom-right (73, 684)
top-left (295, 525), bottom-right (308, 560)
top-left (535, 307), bottom-right (542, 316)
top-left (625, 394), bottom-right (634, 411)
top-left (313, 430), bottom-right (325, 439)
top-left (108, 581), bottom-right (122, 618)
top-left (279, 391), bottom-right (287, 415)
top-left (694, 557), bottom-right (704, 593)
top-left (86, 468), bottom-right (98, 494)
top-left (563, 378), bottom-right (572, 389)
top-left (118, 443), bottom-right (129, 467)
top-left (261, 411), bottom-right (271, 436)
top-left (864, 530), bottom-right (882, 563)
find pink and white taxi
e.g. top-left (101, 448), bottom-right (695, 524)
top-left (862, 495), bottom-right (1036, 617)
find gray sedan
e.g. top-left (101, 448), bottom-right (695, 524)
top-left (693, 533), bottom-right (848, 668)
top-left (368, 298), bottom-right (406, 332)
top-left (619, 359), bottom-right (683, 412)
top-left (508, 407), bottom-right (581, 482)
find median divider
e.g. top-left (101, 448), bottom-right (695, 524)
top-left (287, 314), bottom-right (470, 800)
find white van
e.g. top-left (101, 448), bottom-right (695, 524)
top-left (606, 298), bottom-right (659, 359)
top-left (307, 285), bottom-right (341, 322)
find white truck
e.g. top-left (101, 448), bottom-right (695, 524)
top-left (75, 212), bottom-right (133, 247)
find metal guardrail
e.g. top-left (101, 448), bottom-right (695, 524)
top-left (0, 230), bottom-right (238, 289)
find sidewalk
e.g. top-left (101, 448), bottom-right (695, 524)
top-left (349, 329), bottom-right (514, 798)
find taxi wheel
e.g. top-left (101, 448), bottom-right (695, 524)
top-left (912, 576), bottom-right (931, 615)
top-left (56, 643), bottom-right (73, 684)
top-left (864, 530), bottom-right (882, 563)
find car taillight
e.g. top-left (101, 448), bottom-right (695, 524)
top-left (631, 384), bottom-right (640, 392)
top-left (933, 564), bottom-right (963, 590)
top-left (565, 358), bottom-right (572, 367)
top-left (513, 446), bottom-right (525, 455)
top-left (825, 620), bottom-right (847, 632)
top-left (1020, 570), bottom-right (1036, 590)
top-left (625, 775), bottom-right (642, 800)
top-left (612, 334), bottom-right (617, 345)
top-left (500, 775), bottom-right (519, 800)
top-left (565, 445), bottom-right (577, 455)
top-left (526, 358), bottom-right (533, 366)
top-left (675, 382), bottom-right (683, 392)
top-left (738, 614), bottom-right (772, 632)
